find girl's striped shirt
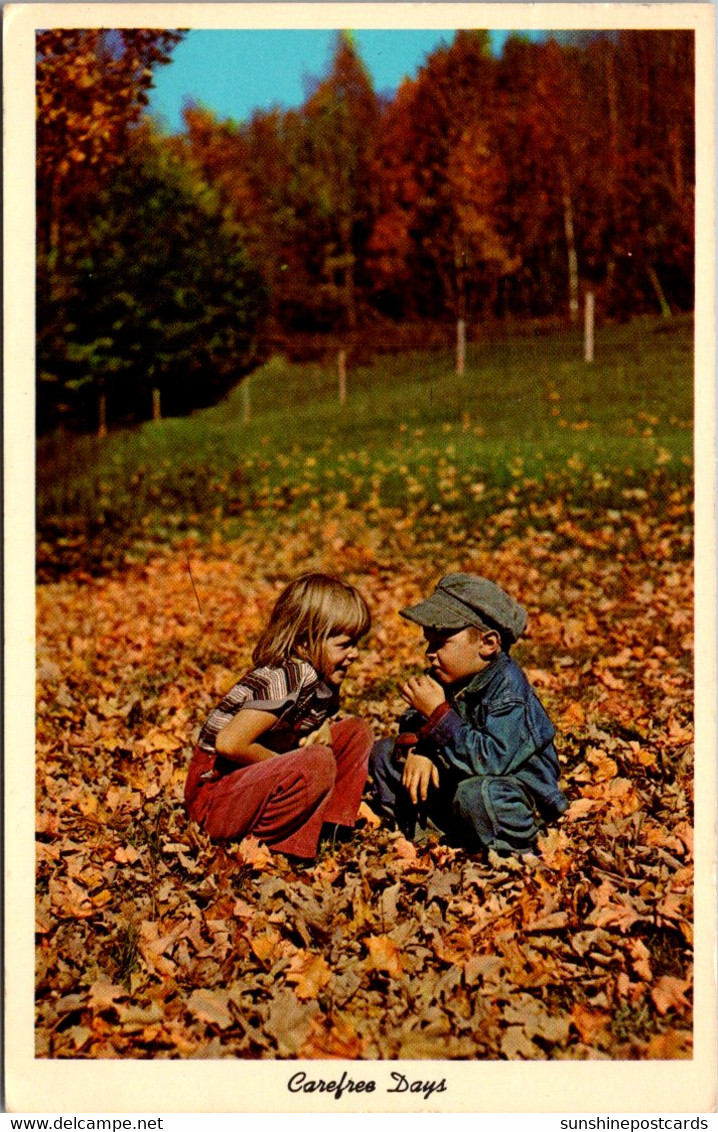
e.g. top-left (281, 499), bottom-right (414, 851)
top-left (197, 658), bottom-right (338, 755)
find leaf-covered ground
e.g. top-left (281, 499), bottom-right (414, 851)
top-left (36, 491), bottom-right (694, 1060)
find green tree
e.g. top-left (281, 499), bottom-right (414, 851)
top-left (38, 126), bottom-right (263, 431)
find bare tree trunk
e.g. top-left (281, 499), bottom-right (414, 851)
top-left (98, 390), bottom-right (107, 438)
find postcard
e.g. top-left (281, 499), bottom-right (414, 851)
top-left (4, 0), bottom-right (716, 1114)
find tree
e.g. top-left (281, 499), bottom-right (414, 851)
top-left (610, 31), bottom-right (695, 313)
top-left (37, 29), bottom-right (187, 430)
top-left (181, 103), bottom-right (301, 333)
top-left (37, 29), bottom-right (184, 265)
top-left (37, 126), bottom-right (263, 431)
top-left (291, 31), bottom-right (380, 329)
top-left (367, 31), bottom-right (514, 320)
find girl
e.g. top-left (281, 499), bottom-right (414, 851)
top-left (185, 573), bottom-right (374, 859)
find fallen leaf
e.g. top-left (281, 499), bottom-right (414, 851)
top-left (627, 938), bottom-right (653, 982)
top-left (238, 835), bottom-right (273, 870)
top-left (561, 702), bottom-right (586, 730)
top-left (187, 988), bottom-right (234, 1030)
top-left (644, 1030), bottom-right (692, 1059)
top-left (650, 976), bottom-right (691, 1016)
top-left (88, 978), bottom-right (127, 1012)
top-left (365, 934), bottom-right (403, 977)
top-left (265, 989), bottom-right (318, 1056)
top-left (285, 951), bottom-right (332, 1000)
top-left (571, 1003), bottom-right (611, 1044)
top-left (298, 1014), bottom-right (366, 1059)
top-left (501, 1025), bottom-right (542, 1059)
top-left (248, 927), bottom-right (282, 963)
top-left (537, 828), bottom-right (572, 872)
top-left (564, 797), bottom-right (602, 821)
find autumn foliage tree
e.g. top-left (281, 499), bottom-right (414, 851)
top-left (36, 29), bottom-right (266, 431)
top-left (38, 126), bottom-right (263, 430)
top-left (367, 31), bottom-right (517, 320)
top-left (37, 29), bottom-right (184, 265)
top-left (36, 27), bottom-right (695, 432)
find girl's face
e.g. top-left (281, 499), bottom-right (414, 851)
top-left (321, 633), bottom-right (359, 687)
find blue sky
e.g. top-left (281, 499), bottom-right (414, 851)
top-left (147, 29), bottom-right (525, 133)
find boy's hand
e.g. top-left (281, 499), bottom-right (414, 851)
top-left (401, 674), bottom-right (446, 718)
top-left (402, 752), bottom-right (440, 804)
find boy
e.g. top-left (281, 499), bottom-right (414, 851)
top-left (371, 574), bottom-right (567, 854)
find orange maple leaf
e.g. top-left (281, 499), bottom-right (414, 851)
top-left (237, 835), bottom-right (273, 870)
top-left (285, 951), bottom-right (333, 1000)
top-left (537, 828), bottom-right (572, 872)
top-left (365, 934), bottom-right (403, 977)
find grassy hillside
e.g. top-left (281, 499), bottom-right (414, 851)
top-left (37, 314), bottom-right (693, 574)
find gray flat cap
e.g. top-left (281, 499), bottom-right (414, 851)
top-left (400, 573), bottom-right (528, 643)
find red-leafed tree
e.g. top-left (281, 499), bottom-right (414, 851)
top-left (610, 30), bottom-right (695, 314)
top-left (368, 31), bottom-right (516, 321)
top-left (180, 102), bottom-right (304, 332)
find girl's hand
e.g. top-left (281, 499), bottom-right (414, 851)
top-left (401, 674), bottom-right (446, 718)
top-left (402, 752), bottom-right (440, 804)
top-left (299, 719), bottom-right (334, 748)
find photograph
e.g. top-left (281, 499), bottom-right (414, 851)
top-left (4, 0), bottom-right (715, 1114)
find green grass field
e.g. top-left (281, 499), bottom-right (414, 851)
top-left (37, 314), bottom-right (693, 572)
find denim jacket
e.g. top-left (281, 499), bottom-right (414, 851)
top-left (400, 652), bottom-right (567, 819)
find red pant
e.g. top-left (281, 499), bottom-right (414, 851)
top-left (184, 717), bottom-right (373, 858)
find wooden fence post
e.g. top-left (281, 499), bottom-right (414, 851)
top-left (647, 264), bottom-right (672, 319)
top-left (338, 349), bottom-right (347, 406)
top-left (152, 387), bottom-right (161, 421)
top-left (456, 318), bottom-right (466, 376)
top-left (584, 292), bottom-right (595, 363)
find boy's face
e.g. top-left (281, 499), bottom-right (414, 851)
top-left (422, 626), bottom-right (499, 685)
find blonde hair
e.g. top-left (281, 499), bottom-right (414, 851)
top-left (252, 573), bottom-right (371, 670)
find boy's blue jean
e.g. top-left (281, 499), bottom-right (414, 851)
top-left (370, 739), bottom-right (541, 854)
